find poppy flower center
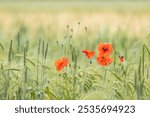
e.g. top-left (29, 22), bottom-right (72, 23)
top-left (103, 47), bottom-right (107, 51)
top-left (119, 56), bottom-right (124, 59)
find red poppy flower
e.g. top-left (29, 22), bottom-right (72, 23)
top-left (119, 56), bottom-right (125, 63)
top-left (82, 50), bottom-right (95, 59)
top-left (97, 54), bottom-right (113, 66)
top-left (98, 43), bottom-right (113, 55)
top-left (55, 57), bottom-right (69, 71)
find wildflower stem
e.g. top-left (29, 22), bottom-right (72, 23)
top-left (104, 66), bottom-right (108, 79)
top-left (72, 48), bottom-right (77, 100)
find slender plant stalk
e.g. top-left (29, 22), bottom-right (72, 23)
top-left (8, 40), bottom-right (13, 64)
top-left (37, 39), bottom-right (41, 99)
top-left (6, 40), bottom-right (13, 99)
top-left (72, 48), bottom-right (78, 99)
top-left (23, 47), bottom-right (27, 99)
top-left (142, 45), bottom-right (145, 78)
top-left (43, 42), bottom-right (48, 89)
top-left (40, 40), bottom-right (45, 99)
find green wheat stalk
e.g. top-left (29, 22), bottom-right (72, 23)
top-left (36, 39), bottom-right (41, 99)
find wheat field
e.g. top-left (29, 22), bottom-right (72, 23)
top-left (0, 1), bottom-right (150, 100)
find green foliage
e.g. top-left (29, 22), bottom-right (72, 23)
top-left (0, 23), bottom-right (150, 100)
top-left (0, 1), bottom-right (150, 100)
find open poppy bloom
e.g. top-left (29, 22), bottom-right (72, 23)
top-left (119, 56), bottom-right (125, 63)
top-left (97, 54), bottom-right (113, 66)
top-left (82, 50), bottom-right (95, 59)
top-left (98, 43), bottom-right (113, 55)
top-left (55, 57), bottom-right (69, 71)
